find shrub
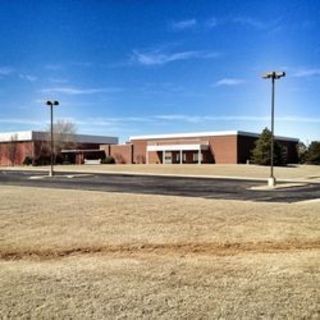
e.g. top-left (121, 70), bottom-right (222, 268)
top-left (101, 156), bottom-right (115, 164)
top-left (33, 156), bottom-right (51, 166)
top-left (23, 156), bottom-right (33, 166)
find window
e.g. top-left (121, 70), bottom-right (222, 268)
top-left (165, 151), bottom-right (172, 160)
top-left (192, 152), bottom-right (198, 162)
top-left (192, 151), bottom-right (203, 163)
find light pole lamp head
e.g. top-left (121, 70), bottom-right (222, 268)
top-left (46, 100), bottom-right (59, 107)
top-left (262, 71), bottom-right (286, 79)
top-left (262, 72), bottom-right (274, 79)
top-left (274, 71), bottom-right (286, 79)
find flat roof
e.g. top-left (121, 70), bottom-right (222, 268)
top-left (130, 130), bottom-right (299, 142)
top-left (0, 130), bottom-right (119, 144)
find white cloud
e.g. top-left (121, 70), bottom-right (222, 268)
top-left (0, 118), bottom-right (43, 126)
top-left (213, 78), bottom-right (245, 87)
top-left (231, 17), bottom-right (266, 29)
top-left (206, 17), bottom-right (218, 28)
top-left (44, 64), bottom-right (63, 71)
top-left (276, 116), bottom-right (320, 123)
top-left (170, 19), bottom-right (197, 30)
top-left (0, 68), bottom-right (37, 81)
top-left (131, 49), bottom-right (219, 66)
top-left (154, 114), bottom-right (320, 124)
top-left (154, 114), bottom-right (265, 123)
top-left (0, 66), bottom-right (15, 76)
top-left (1, 115), bottom-right (319, 134)
top-left (19, 74), bottom-right (37, 82)
top-left (70, 61), bottom-right (93, 67)
top-left (41, 86), bottom-right (122, 95)
top-left (205, 16), bottom-right (277, 30)
top-left (75, 114), bottom-right (320, 126)
top-left (48, 77), bottom-right (69, 84)
top-left (155, 114), bottom-right (203, 123)
top-left (292, 68), bottom-right (320, 78)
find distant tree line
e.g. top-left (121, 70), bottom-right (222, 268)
top-left (297, 141), bottom-right (320, 165)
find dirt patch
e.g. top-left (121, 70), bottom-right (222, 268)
top-left (2, 240), bottom-right (320, 261)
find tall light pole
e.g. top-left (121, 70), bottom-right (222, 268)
top-left (262, 71), bottom-right (286, 187)
top-left (45, 100), bottom-right (59, 177)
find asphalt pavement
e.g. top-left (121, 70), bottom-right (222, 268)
top-left (1, 170), bottom-right (320, 203)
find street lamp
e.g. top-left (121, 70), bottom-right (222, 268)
top-left (262, 71), bottom-right (286, 187)
top-left (45, 100), bottom-right (59, 177)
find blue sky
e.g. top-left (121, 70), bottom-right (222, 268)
top-left (0, 0), bottom-right (319, 143)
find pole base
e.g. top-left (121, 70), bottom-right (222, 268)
top-left (268, 177), bottom-right (276, 188)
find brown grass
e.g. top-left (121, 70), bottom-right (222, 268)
top-left (0, 186), bottom-right (319, 319)
top-left (1, 252), bottom-right (319, 319)
top-left (2, 163), bottom-right (320, 180)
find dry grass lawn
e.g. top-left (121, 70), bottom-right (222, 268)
top-left (2, 163), bottom-right (320, 180)
top-left (0, 186), bottom-right (319, 319)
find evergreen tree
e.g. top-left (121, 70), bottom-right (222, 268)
top-left (305, 141), bottom-right (320, 164)
top-left (251, 128), bottom-right (286, 166)
top-left (297, 141), bottom-right (307, 164)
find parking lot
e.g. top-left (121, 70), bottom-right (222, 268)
top-left (1, 170), bottom-right (320, 203)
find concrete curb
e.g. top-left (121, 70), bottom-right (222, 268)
top-left (249, 183), bottom-right (308, 191)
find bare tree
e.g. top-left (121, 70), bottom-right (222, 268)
top-left (6, 134), bottom-right (19, 166)
top-left (36, 120), bottom-right (77, 164)
top-left (51, 120), bottom-right (78, 155)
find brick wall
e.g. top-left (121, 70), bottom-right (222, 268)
top-left (0, 141), bottom-right (34, 166)
top-left (132, 140), bottom-right (147, 164)
top-left (148, 151), bottom-right (161, 164)
top-left (237, 135), bottom-right (257, 163)
top-left (99, 135), bottom-right (298, 165)
top-left (131, 135), bottom-right (239, 164)
top-left (208, 135), bottom-right (238, 164)
top-left (109, 144), bottom-right (133, 164)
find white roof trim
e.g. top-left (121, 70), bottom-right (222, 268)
top-left (147, 144), bottom-right (209, 152)
top-left (0, 130), bottom-right (119, 144)
top-left (130, 130), bottom-right (299, 142)
top-left (131, 130), bottom-right (238, 140)
top-left (0, 131), bottom-right (33, 143)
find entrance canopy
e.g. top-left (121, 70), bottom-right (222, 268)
top-left (147, 143), bottom-right (209, 152)
top-left (146, 143), bottom-right (209, 164)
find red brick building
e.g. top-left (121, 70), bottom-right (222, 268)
top-left (0, 130), bottom-right (299, 166)
top-left (0, 131), bottom-right (118, 166)
top-left (102, 131), bottom-right (299, 164)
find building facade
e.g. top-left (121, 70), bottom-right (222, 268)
top-left (0, 130), bottom-right (299, 166)
top-left (103, 131), bottom-right (299, 165)
top-left (0, 131), bottom-right (118, 166)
